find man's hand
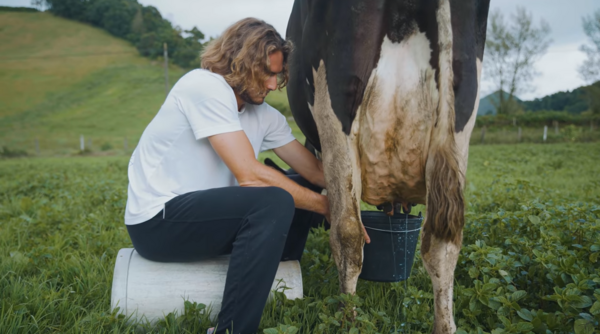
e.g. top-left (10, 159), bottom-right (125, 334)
top-left (362, 224), bottom-right (371, 244)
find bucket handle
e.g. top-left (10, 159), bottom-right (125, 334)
top-left (364, 226), bottom-right (422, 234)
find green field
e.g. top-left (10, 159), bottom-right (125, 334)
top-left (1, 143), bottom-right (599, 333)
top-left (0, 11), bottom-right (290, 156)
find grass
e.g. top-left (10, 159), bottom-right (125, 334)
top-left (465, 143), bottom-right (600, 202)
top-left (1, 143), bottom-right (599, 333)
top-left (470, 125), bottom-right (600, 146)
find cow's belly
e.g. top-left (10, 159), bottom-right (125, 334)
top-left (355, 33), bottom-right (439, 206)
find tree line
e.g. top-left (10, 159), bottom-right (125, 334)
top-left (32, 0), bottom-right (206, 69)
top-left (521, 81), bottom-right (600, 114)
top-left (0, 6), bottom-right (39, 12)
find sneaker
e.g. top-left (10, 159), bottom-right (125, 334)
top-left (207, 328), bottom-right (215, 334)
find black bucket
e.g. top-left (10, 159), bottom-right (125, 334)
top-left (359, 211), bottom-right (423, 282)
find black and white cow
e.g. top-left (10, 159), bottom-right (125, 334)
top-left (286, 0), bottom-right (490, 332)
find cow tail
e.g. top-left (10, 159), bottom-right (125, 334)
top-left (424, 142), bottom-right (465, 246)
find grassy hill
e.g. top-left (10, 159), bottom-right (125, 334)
top-left (0, 11), bottom-right (292, 156)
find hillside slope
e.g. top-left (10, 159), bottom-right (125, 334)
top-left (0, 11), bottom-right (148, 118)
top-left (477, 91), bottom-right (523, 116)
top-left (0, 11), bottom-right (291, 155)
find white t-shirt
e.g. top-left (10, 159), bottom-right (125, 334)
top-left (124, 69), bottom-right (296, 225)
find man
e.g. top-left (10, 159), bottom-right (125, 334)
top-left (124, 18), bottom-right (330, 334)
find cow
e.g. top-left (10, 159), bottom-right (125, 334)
top-left (285, 0), bottom-right (490, 332)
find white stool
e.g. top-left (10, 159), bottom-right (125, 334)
top-left (111, 248), bottom-right (303, 321)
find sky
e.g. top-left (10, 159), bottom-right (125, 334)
top-left (2, 0), bottom-right (599, 100)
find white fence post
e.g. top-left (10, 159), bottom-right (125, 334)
top-left (480, 127), bottom-right (486, 144)
top-left (543, 126), bottom-right (548, 143)
top-left (80, 135), bottom-right (85, 151)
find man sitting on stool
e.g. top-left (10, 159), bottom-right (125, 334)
top-left (124, 18), bottom-right (330, 334)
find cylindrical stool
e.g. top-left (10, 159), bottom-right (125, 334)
top-left (111, 248), bottom-right (303, 321)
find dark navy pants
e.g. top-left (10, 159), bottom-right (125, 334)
top-left (126, 174), bottom-right (323, 334)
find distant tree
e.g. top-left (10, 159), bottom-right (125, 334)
top-left (186, 26), bottom-right (205, 42)
top-left (30, 0), bottom-right (46, 11)
top-left (101, 1), bottom-right (137, 38)
top-left (578, 10), bottom-right (600, 116)
top-left (129, 7), bottom-right (145, 38)
top-left (579, 9), bottom-right (600, 83)
top-left (85, 0), bottom-right (137, 38)
top-left (484, 6), bottom-right (552, 115)
top-left (134, 5), bottom-right (177, 56)
top-left (43, 0), bottom-right (87, 20)
top-left (138, 6), bottom-right (172, 36)
top-left (173, 26), bottom-right (206, 68)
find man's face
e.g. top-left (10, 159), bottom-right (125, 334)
top-left (239, 50), bottom-right (284, 105)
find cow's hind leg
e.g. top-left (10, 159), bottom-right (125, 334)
top-left (312, 61), bottom-right (365, 294)
top-left (421, 230), bottom-right (462, 333)
top-left (421, 146), bottom-right (465, 333)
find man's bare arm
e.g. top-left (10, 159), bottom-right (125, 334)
top-left (208, 131), bottom-right (329, 216)
top-left (273, 140), bottom-right (325, 189)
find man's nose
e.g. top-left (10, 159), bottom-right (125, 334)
top-left (266, 75), bottom-right (277, 91)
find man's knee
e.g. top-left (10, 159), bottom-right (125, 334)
top-left (246, 187), bottom-right (294, 219)
top-left (246, 187), bottom-right (294, 239)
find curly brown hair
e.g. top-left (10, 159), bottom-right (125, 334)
top-left (201, 18), bottom-right (292, 98)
